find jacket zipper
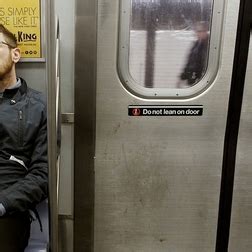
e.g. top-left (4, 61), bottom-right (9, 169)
top-left (18, 110), bottom-right (24, 146)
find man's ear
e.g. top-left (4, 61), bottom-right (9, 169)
top-left (12, 48), bottom-right (21, 63)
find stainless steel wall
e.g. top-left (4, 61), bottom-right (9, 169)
top-left (55, 0), bottom-right (75, 215)
top-left (17, 63), bottom-right (46, 92)
top-left (74, 0), bottom-right (97, 251)
top-left (55, 0), bottom-right (75, 250)
top-left (93, 0), bottom-right (239, 251)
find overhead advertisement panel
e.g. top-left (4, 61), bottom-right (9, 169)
top-left (0, 0), bottom-right (42, 60)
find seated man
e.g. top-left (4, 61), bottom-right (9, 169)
top-left (0, 24), bottom-right (48, 251)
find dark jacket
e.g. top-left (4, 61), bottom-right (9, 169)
top-left (180, 37), bottom-right (209, 85)
top-left (0, 78), bottom-right (48, 215)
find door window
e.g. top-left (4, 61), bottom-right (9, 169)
top-left (118, 0), bottom-right (224, 99)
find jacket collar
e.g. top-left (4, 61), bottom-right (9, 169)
top-left (3, 78), bottom-right (28, 104)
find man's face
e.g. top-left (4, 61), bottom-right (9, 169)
top-left (196, 30), bottom-right (208, 41)
top-left (0, 33), bottom-right (14, 80)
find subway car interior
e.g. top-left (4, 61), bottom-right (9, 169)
top-left (0, 0), bottom-right (252, 251)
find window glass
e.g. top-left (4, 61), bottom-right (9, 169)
top-left (129, 0), bottom-right (213, 89)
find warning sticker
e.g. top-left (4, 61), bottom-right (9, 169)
top-left (128, 105), bottom-right (203, 116)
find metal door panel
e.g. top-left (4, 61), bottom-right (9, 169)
top-left (55, 0), bottom-right (75, 217)
top-left (229, 35), bottom-right (252, 252)
top-left (94, 0), bottom-right (240, 251)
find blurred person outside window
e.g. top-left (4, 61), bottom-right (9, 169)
top-left (177, 21), bottom-right (210, 88)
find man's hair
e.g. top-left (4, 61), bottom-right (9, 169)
top-left (194, 21), bottom-right (209, 32)
top-left (0, 24), bottom-right (17, 48)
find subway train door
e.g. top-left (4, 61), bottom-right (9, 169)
top-left (74, 0), bottom-right (251, 251)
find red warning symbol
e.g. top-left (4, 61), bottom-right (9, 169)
top-left (132, 108), bottom-right (141, 116)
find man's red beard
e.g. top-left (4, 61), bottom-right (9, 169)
top-left (0, 53), bottom-right (13, 81)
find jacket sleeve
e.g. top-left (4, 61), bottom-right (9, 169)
top-left (180, 42), bottom-right (196, 81)
top-left (0, 106), bottom-right (48, 214)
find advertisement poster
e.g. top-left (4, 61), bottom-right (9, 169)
top-left (0, 0), bottom-right (41, 59)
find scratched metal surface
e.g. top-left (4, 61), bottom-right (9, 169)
top-left (95, 0), bottom-right (240, 251)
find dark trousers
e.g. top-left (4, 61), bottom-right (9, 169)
top-left (0, 212), bottom-right (31, 252)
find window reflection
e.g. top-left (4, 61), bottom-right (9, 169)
top-left (129, 0), bottom-right (213, 88)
